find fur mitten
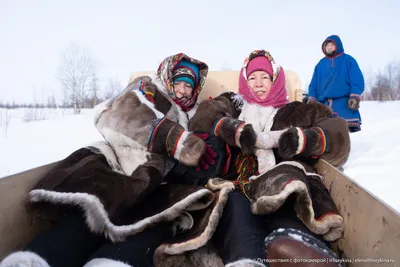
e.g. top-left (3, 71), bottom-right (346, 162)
top-left (148, 118), bottom-right (206, 166)
top-left (211, 117), bottom-right (257, 155)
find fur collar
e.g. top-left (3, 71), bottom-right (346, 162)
top-left (238, 99), bottom-right (279, 132)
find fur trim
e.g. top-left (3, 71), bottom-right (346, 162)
top-left (274, 161), bottom-right (322, 178)
top-left (173, 131), bottom-right (189, 161)
top-left (171, 211), bottom-right (194, 236)
top-left (231, 94), bottom-right (244, 107)
top-left (225, 259), bottom-right (266, 267)
top-left (95, 127), bottom-right (150, 176)
top-left (83, 258), bottom-right (133, 267)
top-left (153, 243), bottom-right (224, 267)
top-left (234, 123), bottom-right (247, 148)
top-left (250, 161), bottom-right (343, 241)
top-left (295, 127), bottom-right (306, 155)
top-left (239, 100), bottom-right (278, 132)
top-left (251, 179), bottom-right (309, 214)
top-left (206, 178), bottom-right (235, 191)
top-left (86, 141), bottom-right (125, 174)
top-left (29, 188), bottom-right (213, 243)
top-left (94, 98), bottom-right (111, 125)
top-left (133, 90), bottom-right (165, 119)
top-left (154, 186), bottom-right (233, 257)
top-left (0, 251), bottom-right (50, 267)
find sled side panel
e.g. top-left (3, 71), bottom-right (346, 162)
top-left (0, 163), bottom-right (56, 259)
top-left (316, 159), bottom-right (400, 267)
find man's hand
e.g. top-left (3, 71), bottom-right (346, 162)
top-left (348, 95), bottom-right (360, 110)
top-left (307, 96), bottom-right (317, 104)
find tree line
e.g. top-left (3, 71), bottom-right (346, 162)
top-left (2, 45), bottom-right (399, 110)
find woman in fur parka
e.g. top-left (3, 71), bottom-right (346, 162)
top-left (188, 50), bottom-right (350, 266)
top-left (0, 53), bottom-right (257, 267)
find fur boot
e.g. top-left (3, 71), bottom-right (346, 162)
top-left (264, 228), bottom-right (343, 267)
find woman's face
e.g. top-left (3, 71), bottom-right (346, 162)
top-left (247, 70), bottom-right (272, 100)
top-left (173, 81), bottom-right (193, 99)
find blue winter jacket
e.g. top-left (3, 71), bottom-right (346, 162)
top-left (308, 35), bottom-right (364, 130)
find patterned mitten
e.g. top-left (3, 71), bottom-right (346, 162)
top-left (278, 126), bottom-right (328, 160)
top-left (148, 118), bottom-right (206, 166)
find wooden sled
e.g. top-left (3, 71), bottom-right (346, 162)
top-left (1, 71), bottom-right (399, 266)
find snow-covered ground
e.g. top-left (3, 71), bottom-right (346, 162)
top-left (0, 102), bottom-right (399, 213)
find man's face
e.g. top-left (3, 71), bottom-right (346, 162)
top-left (325, 42), bottom-right (336, 56)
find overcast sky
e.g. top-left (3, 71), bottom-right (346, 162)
top-left (1, 0), bottom-right (399, 103)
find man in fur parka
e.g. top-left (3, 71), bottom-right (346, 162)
top-left (1, 53), bottom-right (261, 267)
top-left (188, 50), bottom-right (350, 266)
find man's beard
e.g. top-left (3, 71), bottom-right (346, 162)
top-left (326, 50), bottom-right (336, 56)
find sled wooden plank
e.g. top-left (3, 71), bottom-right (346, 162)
top-left (0, 163), bottom-right (57, 259)
top-left (316, 159), bottom-right (400, 267)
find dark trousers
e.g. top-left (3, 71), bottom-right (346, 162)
top-left (211, 191), bottom-right (324, 264)
top-left (25, 211), bottom-right (171, 267)
top-left (212, 191), bottom-right (269, 264)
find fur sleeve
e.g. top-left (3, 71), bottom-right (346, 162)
top-left (271, 101), bottom-right (333, 130)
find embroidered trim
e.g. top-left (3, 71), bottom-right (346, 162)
top-left (138, 81), bottom-right (155, 103)
top-left (221, 143), bottom-right (232, 177)
top-left (349, 94), bottom-right (361, 100)
top-left (311, 127), bottom-right (328, 158)
top-left (171, 130), bottom-right (185, 157)
top-left (234, 122), bottom-right (247, 147)
top-left (147, 117), bottom-right (166, 151)
top-left (211, 117), bottom-right (226, 136)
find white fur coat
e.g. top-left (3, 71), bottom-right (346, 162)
top-left (238, 100), bottom-right (286, 175)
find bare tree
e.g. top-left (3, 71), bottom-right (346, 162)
top-left (58, 44), bottom-right (97, 114)
top-left (47, 93), bottom-right (57, 108)
top-left (1, 108), bottom-right (11, 137)
top-left (368, 60), bottom-right (400, 101)
top-left (371, 72), bottom-right (392, 102)
top-left (89, 73), bottom-right (100, 107)
top-left (104, 78), bottom-right (122, 100)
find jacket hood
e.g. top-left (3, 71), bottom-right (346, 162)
top-left (156, 53), bottom-right (208, 111)
top-left (322, 35), bottom-right (344, 57)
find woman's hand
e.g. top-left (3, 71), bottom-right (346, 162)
top-left (192, 133), bottom-right (218, 171)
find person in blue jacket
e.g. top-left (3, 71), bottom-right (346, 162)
top-left (308, 35), bottom-right (364, 132)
